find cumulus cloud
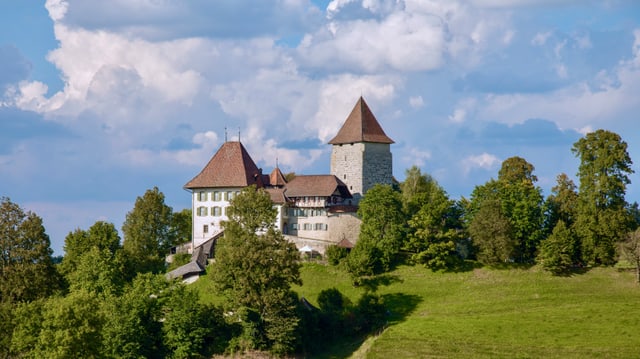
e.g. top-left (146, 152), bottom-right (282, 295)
top-left (462, 152), bottom-right (501, 174)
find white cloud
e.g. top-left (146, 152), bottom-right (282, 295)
top-left (311, 74), bottom-right (398, 142)
top-left (45, 0), bottom-right (68, 21)
top-left (299, 10), bottom-right (446, 72)
top-left (403, 147), bottom-right (432, 167)
top-left (409, 95), bottom-right (424, 109)
top-left (462, 152), bottom-right (501, 174)
top-left (532, 31), bottom-right (552, 46)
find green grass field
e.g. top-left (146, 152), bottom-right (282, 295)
top-left (293, 263), bottom-right (640, 358)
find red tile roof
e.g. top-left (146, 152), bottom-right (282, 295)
top-left (269, 167), bottom-right (287, 187)
top-left (284, 175), bottom-right (352, 198)
top-left (328, 96), bottom-right (394, 145)
top-left (265, 187), bottom-right (288, 204)
top-left (184, 141), bottom-right (264, 189)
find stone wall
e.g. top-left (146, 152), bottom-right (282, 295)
top-left (330, 142), bottom-right (392, 204)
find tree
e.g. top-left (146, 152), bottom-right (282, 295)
top-left (122, 187), bottom-right (175, 275)
top-left (465, 157), bottom-right (544, 264)
top-left (0, 197), bottom-right (60, 303)
top-left (211, 186), bottom-right (301, 355)
top-left (400, 166), bottom-right (438, 217)
top-left (66, 246), bottom-right (124, 297)
top-left (545, 173), bottom-right (579, 233)
top-left (60, 221), bottom-right (122, 277)
top-left (33, 291), bottom-right (105, 359)
top-left (350, 184), bottom-right (405, 277)
top-left (162, 285), bottom-right (227, 358)
top-left (497, 157), bottom-right (545, 262)
top-left (538, 220), bottom-right (578, 274)
top-left (171, 208), bottom-right (192, 245)
top-left (101, 273), bottom-right (166, 358)
top-left (468, 199), bottom-right (514, 265)
top-left (572, 130), bottom-right (634, 265)
top-left (621, 228), bottom-right (640, 284)
top-left (405, 179), bottom-right (464, 271)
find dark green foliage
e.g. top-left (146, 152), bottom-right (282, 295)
top-left (466, 157), bottom-right (544, 264)
top-left (211, 186), bottom-right (301, 355)
top-left (544, 174), bottom-right (579, 233)
top-left (0, 197), bottom-right (61, 303)
top-left (404, 174), bottom-right (464, 271)
top-left (349, 184), bottom-right (404, 279)
top-left (325, 244), bottom-right (349, 266)
top-left (101, 273), bottom-right (166, 358)
top-left (572, 130), bottom-right (634, 265)
top-left (538, 220), bottom-right (578, 274)
top-left (122, 187), bottom-right (175, 275)
top-left (297, 287), bottom-right (387, 356)
top-left (0, 301), bottom-right (14, 357)
top-left (497, 157), bottom-right (545, 262)
top-left (468, 199), bottom-right (514, 265)
top-left (162, 285), bottom-right (227, 358)
top-left (171, 208), bottom-right (192, 245)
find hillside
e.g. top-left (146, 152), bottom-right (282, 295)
top-left (290, 263), bottom-right (640, 358)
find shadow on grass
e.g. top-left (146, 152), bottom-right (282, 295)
top-left (310, 292), bottom-right (422, 359)
top-left (381, 292), bottom-right (423, 324)
top-left (358, 274), bottom-right (403, 292)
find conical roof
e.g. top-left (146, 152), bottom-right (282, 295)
top-left (269, 167), bottom-right (287, 187)
top-left (328, 97), bottom-right (394, 145)
top-left (184, 141), bottom-right (263, 189)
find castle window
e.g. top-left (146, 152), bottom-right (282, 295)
top-left (291, 223), bottom-right (298, 230)
top-left (212, 207), bottom-right (222, 217)
top-left (213, 191), bottom-right (221, 201)
top-left (197, 192), bottom-right (207, 201)
top-left (197, 206), bottom-right (208, 216)
top-left (303, 223), bottom-right (312, 230)
top-left (203, 224), bottom-right (209, 234)
top-left (226, 191), bottom-right (233, 201)
top-left (314, 223), bottom-right (327, 231)
top-left (344, 174), bottom-right (346, 179)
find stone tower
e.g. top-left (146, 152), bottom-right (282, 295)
top-left (328, 97), bottom-right (394, 204)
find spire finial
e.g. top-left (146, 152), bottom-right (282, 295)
top-left (238, 127), bottom-right (241, 142)
top-left (224, 126), bottom-right (227, 142)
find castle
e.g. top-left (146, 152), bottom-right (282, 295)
top-left (170, 97), bottom-right (393, 280)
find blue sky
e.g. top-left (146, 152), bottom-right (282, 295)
top-left (1, 0), bottom-right (639, 255)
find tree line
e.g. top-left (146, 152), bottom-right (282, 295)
top-left (339, 129), bottom-right (640, 281)
top-left (2, 129), bottom-right (640, 357)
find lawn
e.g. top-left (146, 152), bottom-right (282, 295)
top-left (293, 263), bottom-right (640, 358)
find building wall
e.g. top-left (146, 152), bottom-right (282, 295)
top-left (362, 142), bottom-right (393, 193)
top-left (191, 187), bottom-right (241, 248)
top-left (331, 143), bottom-right (365, 203)
top-left (330, 142), bottom-right (392, 203)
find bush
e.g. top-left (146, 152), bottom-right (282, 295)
top-left (325, 245), bottom-right (349, 266)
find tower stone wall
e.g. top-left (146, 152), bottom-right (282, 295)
top-left (331, 142), bottom-right (392, 203)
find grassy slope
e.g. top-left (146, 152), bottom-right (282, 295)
top-left (293, 263), bottom-right (640, 359)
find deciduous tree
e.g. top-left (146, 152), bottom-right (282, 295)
top-left (572, 130), bottom-right (634, 265)
top-left (621, 228), bottom-right (640, 284)
top-left (468, 199), bottom-right (514, 265)
top-left (350, 184), bottom-right (404, 276)
top-left (122, 187), bottom-right (175, 274)
top-left (211, 186), bottom-right (301, 355)
top-left (405, 180), bottom-right (464, 271)
top-left (538, 220), bottom-right (578, 274)
top-left (0, 197), bottom-right (60, 303)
